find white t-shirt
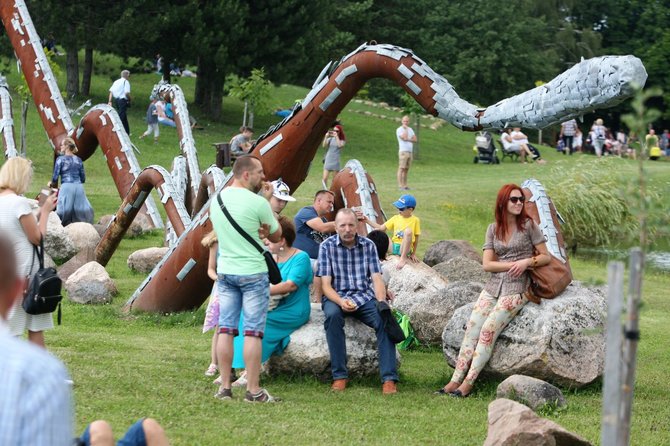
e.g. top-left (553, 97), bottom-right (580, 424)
top-left (396, 126), bottom-right (415, 153)
top-left (109, 77), bottom-right (130, 100)
top-left (510, 130), bottom-right (528, 145)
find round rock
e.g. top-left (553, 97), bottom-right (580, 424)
top-left (496, 374), bottom-right (567, 411)
top-left (265, 303), bottom-right (401, 381)
top-left (65, 261), bottom-right (117, 304)
top-left (127, 247), bottom-right (170, 273)
top-left (442, 282), bottom-right (606, 388)
top-left (433, 256), bottom-right (489, 283)
top-left (64, 222), bottom-right (101, 252)
top-left (423, 240), bottom-right (482, 266)
top-left (385, 256), bottom-right (481, 345)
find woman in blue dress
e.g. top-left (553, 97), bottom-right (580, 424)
top-left (50, 137), bottom-right (94, 226)
top-left (231, 216), bottom-right (313, 386)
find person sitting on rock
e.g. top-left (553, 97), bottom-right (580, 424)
top-left (436, 184), bottom-right (550, 398)
top-left (317, 208), bottom-right (399, 394)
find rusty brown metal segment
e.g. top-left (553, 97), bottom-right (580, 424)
top-left (0, 0), bottom-right (72, 150)
top-left (96, 166), bottom-right (189, 266)
top-left (127, 217), bottom-right (214, 312)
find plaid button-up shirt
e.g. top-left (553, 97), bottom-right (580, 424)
top-left (317, 234), bottom-right (381, 307)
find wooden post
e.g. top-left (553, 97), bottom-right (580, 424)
top-left (618, 248), bottom-right (644, 445)
top-left (601, 261), bottom-right (624, 446)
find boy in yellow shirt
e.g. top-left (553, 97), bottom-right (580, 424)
top-left (363, 194), bottom-right (420, 269)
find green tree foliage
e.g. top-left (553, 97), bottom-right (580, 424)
top-left (225, 68), bottom-right (273, 128)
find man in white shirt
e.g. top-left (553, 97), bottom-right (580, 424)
top-left (396, 115), bottom-right (417, 190)
top-left (107, 70), bottom-right (132, 135)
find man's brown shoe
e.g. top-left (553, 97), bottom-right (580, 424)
top-left (331, 379), bottom-right (348, 391)
top-left (382, 380), bottom-right (397, 394)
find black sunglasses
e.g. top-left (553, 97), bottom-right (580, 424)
top-left (509, 196), bottom-right (525, 204)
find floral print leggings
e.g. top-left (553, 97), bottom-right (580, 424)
top-left (450, 290), bottom-right (528, 386)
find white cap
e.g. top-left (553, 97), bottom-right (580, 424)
top-left (271, 179), bottom-right (296, 202)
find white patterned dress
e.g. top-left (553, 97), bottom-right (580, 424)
top-left (0, 193), bottom-right (54, 335)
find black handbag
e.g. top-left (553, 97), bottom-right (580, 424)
top-left (216, 194), bottom-right (282, 285)
top-left (23, 238), bottom-right (63, 324)
top-left (376, 300), bottom-right (406, 344)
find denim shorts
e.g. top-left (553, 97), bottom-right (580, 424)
top-left (77, 418), bottom-right (146, 446)
top-left (217, 273), bottom-right (269, 338)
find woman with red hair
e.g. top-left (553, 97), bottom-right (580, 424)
top-left (436, 184), bottom-right (550, 397)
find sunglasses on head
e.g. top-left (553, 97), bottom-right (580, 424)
top-left (509, 196), bottom-right (525, 204)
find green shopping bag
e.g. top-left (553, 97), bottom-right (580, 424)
top-left (392, 309), bottom-right (419, 350)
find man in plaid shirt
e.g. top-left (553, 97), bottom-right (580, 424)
top-left (317, 209), bottom-right (399, 394)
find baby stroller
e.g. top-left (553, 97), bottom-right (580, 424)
top-left (473, 131), bottom-right (500, 164)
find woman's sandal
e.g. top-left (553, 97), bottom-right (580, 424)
top-left (449, 389), bottom-right (470, 398)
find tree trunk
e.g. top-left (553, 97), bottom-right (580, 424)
top-left (81, 46), bottom-right (93, 96)
top-left (65, 39), bottom-right (80, 99)
top-left (20, 100), bottom-right (28, 157)
top-left (194, 57), bottom-right (223, 121)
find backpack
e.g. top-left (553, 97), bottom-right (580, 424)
top-left (22, 238), bottom-right (63, 324)
top-left (393, 309), bottom-right (419, 350)
top-left (521, 179), bottom-right (573, 301)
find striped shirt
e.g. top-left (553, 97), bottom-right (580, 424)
top-left (0, 320), bottom-right (73, 445)
top-left (317, 234), bottom-right (381, 307)
top-left (561, 119), bottom-right (578, 136)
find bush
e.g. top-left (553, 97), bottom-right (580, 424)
top-left (549, 159), bottom-right (637, 249)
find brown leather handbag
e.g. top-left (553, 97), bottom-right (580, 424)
top-left (527, 252), bottom-right (573, 302)
top-left (522, 180), bottom-right (573, 302)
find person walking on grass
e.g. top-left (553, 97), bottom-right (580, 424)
top-left (361, 194), bottom-right (421, 270)
top-left (139, 96), bottom-right (160, 143)
top-left (396, 115), bottom-right (416, 190)
top-left (209, 155), bottom-right (282, 403)
top-left (107, 70), bottom-right (131, 135)
top-left (318, 209), bottom-right (399, 394)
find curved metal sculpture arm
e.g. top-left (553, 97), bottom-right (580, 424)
top-left (0, 0), bottom-right (73, 150)
top-left (73, 105), bottom-right (163, 228)
top-left (125, 200), bottom-right (214, 312)
top-left (153, 82), bottom-right (202, 214)
top-left (0, 77), bottom-right (17, 158)
top-left (96, 165), bottom-right (191, 266)
top-left (250, 43), bottom-right (647, 194)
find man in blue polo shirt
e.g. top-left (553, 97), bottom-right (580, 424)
top-left (317, 208), bottom-right (398, 394)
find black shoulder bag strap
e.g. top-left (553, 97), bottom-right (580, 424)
top-left (217, 193), bottom-right (265, 255)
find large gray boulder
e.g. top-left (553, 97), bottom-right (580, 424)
top-left (386, 256), bottom-right (481, 345)
top-left (127, 247), bottom-right (169, 273)
top-left (64, 222), bottom-right (100, 252)
top-left (423, 240), bottom-right (482, 266)
top-left (44, 212), bottom-right (77, 261)
top-left (433, 256), bottom-right (489, 283)
top-left (442, 282), bottom-right (606, 388)
top-left (64, 261), bottom-right (117, 304)
top-left (265, 303), bottom-right (401, 381)
top-left (484, 399), bottom-right (592, 446)
top-left (98, 214), bottom-right (152, 238)
top-left (496, 375), bottom-right (567, 411)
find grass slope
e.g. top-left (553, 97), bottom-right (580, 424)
top-left (2, 64), bottom-right (669, 445)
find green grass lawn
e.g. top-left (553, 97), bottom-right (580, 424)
top-left (2, 62), bottom-right (670, 445)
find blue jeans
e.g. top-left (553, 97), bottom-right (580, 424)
top-left (217, 273), bottom-right (269, 338)
top-left (322, 298), bottom-right (398, 383)
top-left (78, 419), bottom-right (145, 446)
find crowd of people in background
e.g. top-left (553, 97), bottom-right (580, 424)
top-left (558, 118), bottom-right (668, 160)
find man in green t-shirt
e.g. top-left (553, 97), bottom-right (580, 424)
top-left (209, 155), bottom-right (282, 403)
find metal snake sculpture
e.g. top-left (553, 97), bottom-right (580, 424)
top-left (1, 0), bottom-right (646, 312)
